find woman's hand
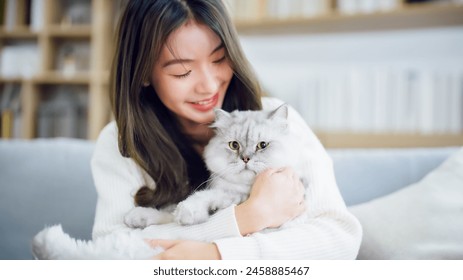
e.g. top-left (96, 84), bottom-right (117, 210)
top-left (147, 239), bottom-right (221, 260)
top-left (235, 167), bottom-right (306, 235)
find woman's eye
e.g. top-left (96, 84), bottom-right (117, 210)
top-left (256, 141), bottom-right (268, 150)
top-left (228, 141), bottom-right (240, 151)
top-left (213, 56), bottom-right (226, 64)
top-left (173, 70), bottom-right (191, 79)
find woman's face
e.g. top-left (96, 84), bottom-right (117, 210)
top-left (152, 20), bottom-right (233, 130)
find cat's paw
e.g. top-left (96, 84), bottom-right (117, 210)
top-left (173, 202), bottom-right (209, 225)
top-left (124, 207), bottom-right (173, 228)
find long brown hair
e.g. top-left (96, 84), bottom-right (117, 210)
top-left (110, 0), bottom-right (262, 209)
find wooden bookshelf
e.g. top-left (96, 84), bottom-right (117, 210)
top-left (47, 25), bottom-right (92, 38)
top-left (0, 27), bottom-right (39, 39)
top-left (0, 0), bottom-right (462, 147)
top-left (33, 72), bottom-right (91, 84)
top-left (0, 0), bottom-right (114, 140)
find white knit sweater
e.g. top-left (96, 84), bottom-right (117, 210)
top-left (91, 97), bottom-right (362, 259)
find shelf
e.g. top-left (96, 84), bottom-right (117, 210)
top-left (47, 25), bottom-right (92, 38)
top-left (33, 72), bottom-right (91, 84)
top-left (0, 27), bottom-right (39, 39)
top-left (316, 132), bottom-right (463, 148)
top-left (235, 3), bottom-right (463, 34)
top-left (0, 73), bottom-right (91, 85)
top-left (0, 77), bottom-right (25, 83)
top-left (0, 26), bottom-right (91, 39)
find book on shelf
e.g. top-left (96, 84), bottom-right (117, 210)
top-left (1, 0), bottom-right (44, 31)
top-left (4, 0), bottom-right (16, 30)
top-left (55, 42), bottom-right (91, 76)
top-left (60, 0), bottom-right (91, 26)
top-left (337, 0), bottom-right (400, 15)
top-left (30, 0), bottom-right (44, 31)
top-left (263, 63), bottom-right (463, 135)
top-left (0, 43), bottom-right (40, 78)
top-left (37, 86), bottom-right (88, 139)
top-left (225, 0), bottom-right (331, 22)
top-left (0, 83), bottom-right (21, 139)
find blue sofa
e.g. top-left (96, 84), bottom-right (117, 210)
top-left (0, 138), bottom-right (460, 259)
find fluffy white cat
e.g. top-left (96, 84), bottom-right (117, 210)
top-left (32, 225), bottom-right (162, 259)
top-left (32, 104), bottom-right (313, 259)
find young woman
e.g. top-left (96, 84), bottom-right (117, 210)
top-left (91, 0), bottom-right (362, 260)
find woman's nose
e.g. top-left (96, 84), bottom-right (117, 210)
top-left (196, 66), bottom-right (220, 94)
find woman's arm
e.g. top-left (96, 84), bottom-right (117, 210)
top-left (91, 122), bottom-right (243, 241)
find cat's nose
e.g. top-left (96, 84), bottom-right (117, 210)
top-left (241, 156), bottom-right (250, 164)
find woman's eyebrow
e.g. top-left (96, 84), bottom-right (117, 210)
top-left (162, 43), bottom-right (224, 68)
top-left (210, 43), bottom-right (224, 55)
top-left (162, 58), bottom-right (193, 68)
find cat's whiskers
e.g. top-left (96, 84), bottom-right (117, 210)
top-left (192, 165), bottom-right (232, 193)
top-left (191, 177), bottom-right (214, 193)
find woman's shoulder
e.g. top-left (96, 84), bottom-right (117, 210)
top-left (97, 121), bottom-right (118, 143)
top-left (92, 121), bottom-right (156, 189)
top-left (93, 121), bottom-right (119, 160)
top-left (261, 96), bottom-right (285, 110)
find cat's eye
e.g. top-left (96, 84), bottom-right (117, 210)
top-left (228, 141), bottom-right (240, 151)
top-left (256, 141), bottom-right (268, 150)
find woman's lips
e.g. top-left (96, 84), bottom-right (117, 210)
top-left (189, 94), bottom-right (219, 112)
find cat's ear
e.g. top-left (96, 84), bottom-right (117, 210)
top-left (211, 108), bottom-right (231, 130)
top-left (269, 104), bottom-right (288, 121)
top-left (269, 104), bottom-right (289, 132)
top-left (214, 108), bottom-right (231, 121)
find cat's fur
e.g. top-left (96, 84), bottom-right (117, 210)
top-left (32, 104), bottom-right (312, 259)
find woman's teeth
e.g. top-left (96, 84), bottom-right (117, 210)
top-left (193, 98), bottom-right (213, 105)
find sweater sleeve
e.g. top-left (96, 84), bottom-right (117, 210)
top-left (91, 122), bottom-right (242, 241)
top-left (213, 98), bottom-right (363, 259)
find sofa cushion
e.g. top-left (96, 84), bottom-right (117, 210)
top-left (349, 147), bottom-right (463, 259)
top-left (0, 138), bottom-right (97, 259)
top-left (329, 147), bottom-right (458, 205)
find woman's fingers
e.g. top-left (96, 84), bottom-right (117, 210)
top-left (278, 167), bottom-right (306, 217)
top-left (149, 240), bottom-right (221, 260)
top-left (146, 239), bottom-right (183, 259)
top-left (145, 239), bottom-right (181, 250)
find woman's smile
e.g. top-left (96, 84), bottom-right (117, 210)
top-left (188, 93), bottom-right (219, 112)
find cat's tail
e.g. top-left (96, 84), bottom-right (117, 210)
top-left (32, 225), bottom-right (162, 259)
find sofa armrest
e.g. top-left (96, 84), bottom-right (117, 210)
top-left (0, 139), bottom-right (97, 259)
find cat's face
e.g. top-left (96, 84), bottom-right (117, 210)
top-left (204, 105), bottom-right (290, 184)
